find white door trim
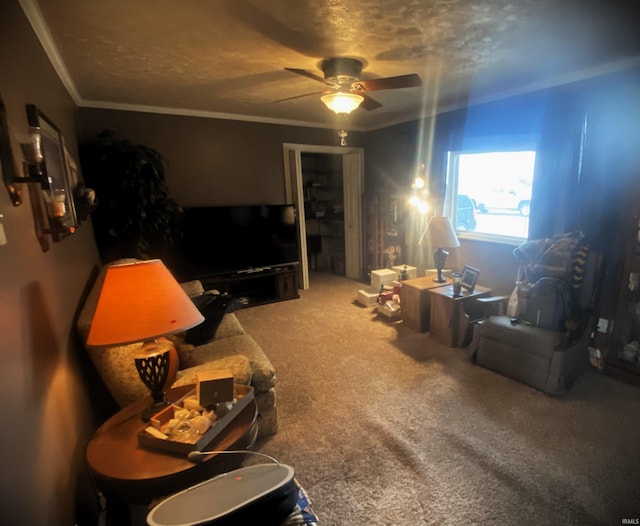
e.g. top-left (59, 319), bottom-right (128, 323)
top-left (283, 143), bottom-right (365, 289)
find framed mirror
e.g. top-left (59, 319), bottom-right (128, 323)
top-left (25, 104), bottom-right (77, 241)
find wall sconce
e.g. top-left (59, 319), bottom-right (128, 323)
top-left (4, 104), bottom-right (79, 246)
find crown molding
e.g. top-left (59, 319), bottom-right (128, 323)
top-left (19, 0), bottom-right (81, 104)
top-left (77, 99), bottom-right (370, 131)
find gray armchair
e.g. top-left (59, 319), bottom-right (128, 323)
top-left (469, 245), bottom-right (602, 395)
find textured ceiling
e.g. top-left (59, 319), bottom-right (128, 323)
top-left (26, 0), bottom-right (640, 130)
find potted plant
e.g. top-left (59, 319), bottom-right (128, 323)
top-left (79, 129), bottom-right (182, 262)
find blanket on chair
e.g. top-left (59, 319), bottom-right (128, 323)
top-left (513, 231), bottom-right (588, 288)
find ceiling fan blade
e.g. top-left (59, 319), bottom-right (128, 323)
top-left (284, 68), bottom-right (333, 86)
top-left (353, 73), bottom-right (422, 92)
top-left (359, 93), bottom-right (383, 111)
top-left (273, 90), bottom-right (327, 104)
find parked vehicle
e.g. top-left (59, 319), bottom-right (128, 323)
top-left (475, 189), bottom-right (530, 216)
top-left (456, 194), bottom-right (477, 231)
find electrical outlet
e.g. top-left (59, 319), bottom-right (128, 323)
top-left (597, 318), bottom-right (609, 333)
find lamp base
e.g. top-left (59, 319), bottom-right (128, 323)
top-left (433, 248), bottom-right (449, 283)
top-left (134, 340), bottom-right (174, 422)
top-left (141, 399), bottom-right (171, 422)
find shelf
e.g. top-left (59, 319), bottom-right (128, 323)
top-left (606, 187), bottom-right (640, 387)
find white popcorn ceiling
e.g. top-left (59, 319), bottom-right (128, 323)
top-left (33, 0), bottom-right (640, 130)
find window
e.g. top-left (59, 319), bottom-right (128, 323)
top-left (445, 150), bottom-right (536, 243)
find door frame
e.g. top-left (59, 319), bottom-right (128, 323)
top-left (283, 143), bottom-right (365, 289)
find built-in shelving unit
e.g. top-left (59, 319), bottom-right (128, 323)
top-left (302, 153), bottom-right (345, 275)
top-left (606, 187), bottom-right (640, 386)
top-left (367, 194), bottom-right (405, 273)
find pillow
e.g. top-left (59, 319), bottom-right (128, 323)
top-left (185, 293), bottom-right (237, 346)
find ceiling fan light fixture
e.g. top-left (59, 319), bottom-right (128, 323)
top-left (321, 92), bottom-right (364, 114)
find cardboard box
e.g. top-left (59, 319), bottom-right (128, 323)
top-left (392, 265), bottom-right (417, 280)
top-left (196, 369), bottom-right (234, 407)
top-left (371, 268), bottom-right (396, 292)
top-left (357, 289), bottom-right (379, 306)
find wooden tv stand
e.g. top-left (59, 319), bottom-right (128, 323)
top-left (200, 265), bottom-right (299, 306)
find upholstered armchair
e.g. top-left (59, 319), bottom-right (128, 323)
top-left (469, 237), bottom-right (602, 395)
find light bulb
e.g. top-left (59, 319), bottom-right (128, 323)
top-left (321, 92), bottom-right (364, 114)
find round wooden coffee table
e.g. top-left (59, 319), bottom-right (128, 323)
top-left (86, 384), bottom-right (258, 524)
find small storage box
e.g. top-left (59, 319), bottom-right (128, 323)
top-left (392, 265), bottom-right (417, 280)
top-left (371, 269), bottom-right (397, 291)
top-left (357, 289), bottom-right (379, 306)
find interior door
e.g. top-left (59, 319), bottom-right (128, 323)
top-left (283, 144), bottom-right (364, 289)
top-left (342, 152), bottom-right (363, 281)
top-left (286, 149), bottom-right (309, 289)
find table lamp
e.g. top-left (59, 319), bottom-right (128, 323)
top-left (87, 259), bottom-right (204, 421)
top-left (419, 216), bottom-right (460, 283)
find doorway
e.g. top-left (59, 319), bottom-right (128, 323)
top-left (283, 143), bottom-right (364, 290)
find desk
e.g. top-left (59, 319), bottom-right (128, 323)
top-left (86, 384), bottom-right (258, 525)
top-left (400, 274), bottom-right (451, 332)
top-left (429, 285), bottom-right (491, 347)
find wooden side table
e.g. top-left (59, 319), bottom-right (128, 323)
top-left (400, 274), bottom-right (451, 332)
top-left (86, 384), bottom-right (258, 525)
top-left (429, 284), bottom-right (491, 347)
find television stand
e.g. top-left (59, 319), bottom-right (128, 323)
top-left (236, 266), bottom-right (272, 275)
top-left (200, 265), bottom-right (299, 307)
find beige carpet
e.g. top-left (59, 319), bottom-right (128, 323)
top-left (236, 271), bottom-right (640, 526)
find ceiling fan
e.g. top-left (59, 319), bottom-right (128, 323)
top-left (282, 57), bottom-right (422, 114)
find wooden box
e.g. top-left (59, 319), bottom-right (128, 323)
top-left (196, 369), bottom-right (234, 407)
top-left (137, 384), bottom-right (254, 456)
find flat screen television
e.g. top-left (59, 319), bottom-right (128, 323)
top-left (169, 204), bottom-right (300, 281)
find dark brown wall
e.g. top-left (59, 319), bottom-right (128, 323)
top-left (3, 5), bottom-right (636, 523)
top-left (362, 116), bottom-right (519, 293)
top-left (0, 2), bottom-right (102, 525)
top-left (77, 109), bottom-right (365, 207)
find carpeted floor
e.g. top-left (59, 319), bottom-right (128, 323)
top-left (236, 271), bottom-right (640, 526)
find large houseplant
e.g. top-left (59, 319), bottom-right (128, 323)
top-left (79, 130), bottom-right (182, 262)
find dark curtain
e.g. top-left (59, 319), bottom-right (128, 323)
top-left (528, 67), bottom-right (640, 316)
top-left (528, 84), bottom-right (587, 240)
top-left (529, 68), bottom-right (640, 247)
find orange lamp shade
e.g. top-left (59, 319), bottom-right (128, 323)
top-left (87, 259), bottom-right (204, 346)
